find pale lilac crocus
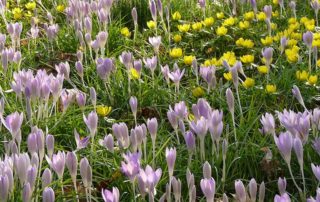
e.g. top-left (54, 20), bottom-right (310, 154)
top-left (149, 36), bottom-right (161, 54)
top-left (200, 66), bottom-right (216, 93)
top-left (278, 177), bottom-right (287, 195)
top-left (200, 177), bottom-right (215, 202)
top-left (259, 113), bottom-right (276, 135)
top-left (311, 0), bottom-right (320, 26)
top-left (312, 163), bottom-right (320, 182)
top-left (137, 165), bottom-right (162, 202)
top-left (102, 187), bottom-right (120, 202)
top-left (74, 129), bottom-right (90, 150)
top-left (303, 31), bottom-right (314, 72)
top-left (235, 180), bottom-right (246, 202)
top-left (129, 96), bottom-right (138, 125)
top-left (144, 56), bottom-right (157, 80)
top-left (83, 111), bottom-right (98, 138)
top-left (121, 152), bottom-right (141, 181)
top-left (274, 193), bottom-right (291, 202)
top-left (147, 118), bottom-right (158, 166)
top-left (190, 116), bottom-right (208, 161)
top-left (169, 66), bottom-right (185, 94)
top-left (46, 151), bottom-right (65, 179)
top-left (292, 85), bottom-right (307, 110)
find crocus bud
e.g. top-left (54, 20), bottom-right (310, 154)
top-left (66, 151), bottom-right (78, 181)
top-left (27, 133), bottom-right (38, 154)
top-left (235, 180), bottom-right (246, 202)
top-left (76, 50), bottom-right (83, 62)
top-left (147, 118), bottom-right (158, 141)
top-left (166, 147), bottom-right (176, 177)
top-left (259, 181), bottom-right (265, 202)
top-left (226, 88), bottom-right (234, 114)
top-left (274, 193), bottom-right (290, 202)
top-left (262, 47), bottom-right (273, 67)
top-left (223, 193), bottom-right (229, 202)
top-left (99, 134), bottom-right (114, 153)
top-left (129, 96), bottom-right (138, 119)
top-left (186, 168), bottom-right (195, 189)
top-left (249, 178), bottom-right (257, 202)
top-left (42, 168), bottom-right (52, 188)
top-left (171, 177), bottom-right (181, 202)
top-left (80, 157), bottom-right (92, 188)
top-left (42, 187), bottom-right (55, 202)
top-left (312, 163), bottom-right (320, 182)
top-left (292, 85), bottom-right (306, 109)
top-left (0, 175), bottom-right (9, 201)
top-left (23, 183), bottom-right (32, 202)
top-left (102, 187), bottom-right (120, 202)
top-left (200, 177), bottom-right (215, 202)
top-left (259, 113), bottom-right (275, 135)
top-left (27, 166), bottom-right (37, 188)
top-left (46, 151), bottom-right (65, 179)
top-left (303, 31), bottom-right (313, 49)
top-left (149, 0), bottom-right (157, 21)
top-left (46, 135), bottom-right (54, 159)
top-left (274, 131), bottom-right (293, 165)
top-left (76, 91), bottom-right (86, 109)
top-left (293, 137), bottom-right (303, 167)
top-left (132, 7), bottom-right (138, 25)
top-left (75, 61), bottom-right (84, 77)
top-left (263, 5), bottom-right (272, 20)
top-left (83, 111), bottom-right (98, 137)
top-left (203, 161), bottom-right (211, 179)
top-left (278, 177), bottom-right (287, 195)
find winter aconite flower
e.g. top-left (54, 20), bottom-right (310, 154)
top-left (12, 8), bottom-right (23, 20)
top-left (25, 2), bottom-right (36, 10)
top-left (266, 84), bottom-right (277, 93)
top-left (172, 11), bottom-right (181, 20)
top-left (121, 27), bottom-right (131, 38)
top-left (184, 55), bottom-right (195, 65)
top-left (308, 75), bottom-right (318, 85)
top-left (258, 65), bottom-right (268, 74)
top-left (216, 26), bottom-right (227, 36)
top-left (296, 70), bottom-right (309, 81)
top-left (178, 24), bottom-right (190, 33)
top-left (147, 20), bottom-right (156, 29)
top-left (56, 4), bottom-right (65, 12)
top-left (240, 55), bottom-right (254, 64)
top-left (243, 78), bottom-right (255, 89)
top-left (192, 87), bottom-right (205, 97)
top-left (97, 105), bottom-right (112, 117)
top-left (170, 48), bottom-right (183, 58)
top-left (203, 17), bottom-right (214, 27)
top-left (173, 34), bottom-right (182, 43)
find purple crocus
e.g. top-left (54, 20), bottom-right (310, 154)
top-left (2, 112), bottom-right (23, 136)
top-left (144, 56), bottom-right (157, 76)
top-left (312, 163), bottom-right (320, 182)
top-left (46, 151), bottom-right (65, 179)
top-left (235, 180), bottom-right (246, 202)
top-left (262, 47), bottom-right (273, 67)
top-left (83, 111), bottom-right (98, 137)
top-left (102, 187), bottom-right (120, 202)
top-left (259, 113), bottom-right (275, 135)
top-left (149, 36), bottom-right (161, 54)
top-left (303, 31), bottom-right (314, 49)
top-left (166, 147), bottom-right (176, 177)
top-left (274, 131), bottom-right (293, 165)
top-left (137, 165), bottom-right (162, 200)
top-left (121, 152), bottom-right (141, 181)
top-left (42, 187), bottom-right (55, 202)
top-left (274, 193), bottom-right (290, 202)
top-left (74, 129), bottom-right (90, 150)
top-left (200, 177), bottom-right (215, 202)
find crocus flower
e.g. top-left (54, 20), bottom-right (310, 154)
top-left (0, 175), bottom-right (9, 201)
top-left (2, 112), bottom-right (23, 137)
top-left (23, 183), bottom-right (32, 202)
top-left (249, 178), bottom-right (257, 202)
top-left (262, 47), bottom-right (273, 67)
top-left (46, 151), bottom-right (65, 179)
top-left (74, 129), bottom-right (90, 150)
top-left (259, 113), bottom-right (275, 135)
top-left (83, 111), bottom-right (98, 137)
top-left (278, 177), bottom-right (287, 195)
top-left (235, 180), bottom-right (246, 202)
top-left (42, 187), bottom-right (55, 202)
top-left (80, 157), bottom-right (92, 189)
top-left (209, 110), bottom-right (223, 143)
top-left (42, 168), bottom-right (52, 188)
top-left (149, 0), bottom-right (157, 22)
top-left (102, 187), bottom-right (120, 202)
top-left (66, 151), bottom-right (78, 182)
top-left (121, 152), bottom-right (141, 181)
top-left (274, 131), bottom-right (293, 165)
top-left (274, 193), bottom-right (290, 202)
top-left (144, 56), bottom-right (157, 75)
top-left (119, 51), bottom-right (133, 69)
top-left (312, 163), bottom-right (320, 182)
top-left (200, 177), bottom-right (215, 202)
top-left (171, 177), bottom-right (181, 202)
top-left (147, 118), bottom-right (158, 141)
top-left (165, 147), bottom-right (176, 177)
top-left (149, 36), bottom-right (161, 53)
top-left (184, 131), bottom-right (196, 151)
top-left (137, 165), bottom-right (162, 198)
top-left (99, 134), bottom-right (114, 153)
top-left (303, 31), bottom-right (313, 49)
top-left (173, 101), bottom-right (188, 119)
top-left (129, 96), bottom-right (138, 124)
top-left (132, 7), bottom-right (138, 26)
top-left (292, 85), bottom-right (306, 110)
top-left (112, 122), bottom-right (130, 149)
top-left (203, 161), bottom-right (211, 179)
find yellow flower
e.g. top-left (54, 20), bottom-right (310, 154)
top-left (130, 68), bottom-right (140, 79)
top-left (257, 12), bottom-right (266, 21)
top-left (308, 75), bottom-right (318, 85)
top-left (203, 17), bottom-right (214, 27)
top-left (211, 58), bottom-right (219, 66)
top-left (222, 17), bottom-right (236, 26)
top-left (244, 11), bottom-right (255, 21)
top-left (236, 38), bottom-right (254, 48)
top-left (204, 59), bottom-right (212, 67)
top-left (173, 34), bottom-right (182, 43)
top-left (216, 12), bottom-right (225, 19)
top-left (272, 11), bottom-right (279, 18)
top-left (261, 36), bottom-right (273, 46)
top-left (257, 65), bottom-right (269, 74)
top-left (24, 11), bottom-right (32, 18)
top-left (178, 24), bottom-right (190, 33)
top-left (243, 77), bottom-right (255, 88)
top-left (56, 4), bottom-right (65, 12)
top-left (271, 23), bottom-right (277, 30)
top-left (287, 39), bottom-right (298, 47)
top-left (296, 70), bottom-right (309, 81)
top-left (170, 48), bottom-right (183, 58)
top-left (285, 47), bottom-right (299, 63)
top-left (220, 51), bottom-right (236, 66)
top-left (288, 17), bottom-right (297, 24)
top-left (273, 0), bottom-right (279, 4)
top-left (121, 27), bottom-right (131, 38)
top-left (172, 11), bottom-right (181, 20)
top-left (147, 20), bottom-right (156, 29)
top-left (312, 39), bottom-right (320, 48)
top-left (266, 84), bottom-right (277, 93)
top-left (184, 55), bottom-right (195, 65)
top-left (216, 26), bottom-right (228, 36)
top-left (223, 72), bottom-right (232, 81)
top-left (239, 21), bottom-right (250, 30)
top-left (192, 22), bottom-right (202, 31)
top-left (25, 2), bottom-right (36, 10)
top-left (291, 32), bottom-right (302, 40)
top-left (192, 87), bottom-right (205, 97)
top-left (240, 55), bottom-right (254, 64)
top-left (12, 8), bottom-right (23, 20)
top-left (97, 105), bottom-right (112, 117)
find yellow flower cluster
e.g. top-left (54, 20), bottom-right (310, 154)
top-left (240, 55), bottom-right (254, 64)
top-left (236, 38), bottom-right (254, 48)
top-left (178, 24), bottom-right (191, 33)
top-left (285, 45), bottom-right (299, 63)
